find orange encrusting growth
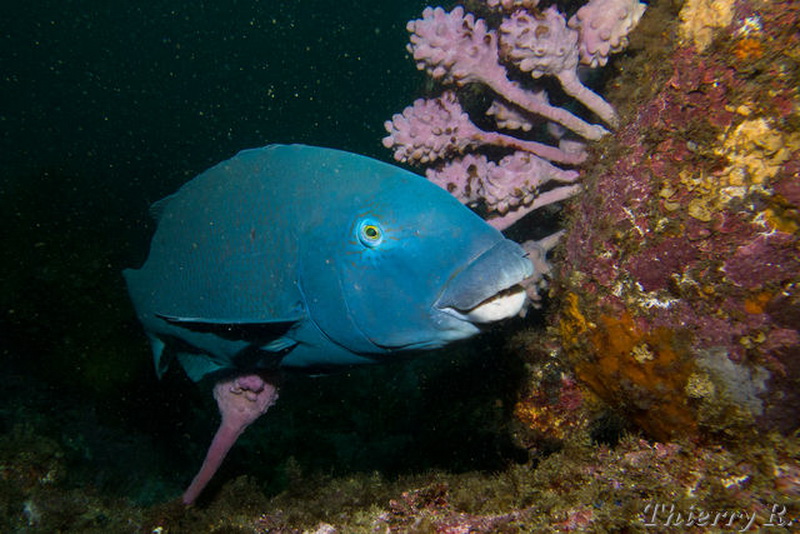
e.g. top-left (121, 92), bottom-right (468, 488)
top-left (732, 37), bottom-right (763, 61)
top-left (559, 294), bottom-right (698, 441)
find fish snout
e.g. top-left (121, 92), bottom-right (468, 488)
top-left (435, 239), bottom-right (534, 324)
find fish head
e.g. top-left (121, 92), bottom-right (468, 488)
top-left (299, 161), bottom-right (533, 356)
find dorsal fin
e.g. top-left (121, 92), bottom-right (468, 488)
top-left (148, 191), bottom-right (179, 221)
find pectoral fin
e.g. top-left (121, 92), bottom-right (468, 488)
top-left (156, 313), bottom-right (301, 342)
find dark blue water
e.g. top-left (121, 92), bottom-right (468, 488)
top-left (1, 1), bottom-right (431, 184)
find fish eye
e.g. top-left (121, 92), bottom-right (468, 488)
top-left (358, 220), bottom-right (383, 247)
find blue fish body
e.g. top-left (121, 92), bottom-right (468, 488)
top-left (124, 144), bottom-right (533, 382)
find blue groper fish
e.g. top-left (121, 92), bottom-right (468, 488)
top-left (124, 144), bottom-right (533, 504)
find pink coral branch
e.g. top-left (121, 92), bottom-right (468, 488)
top-left (499, 6), bottom-right (619, 127)
top-left (568, 0), bottom-right (647, 68)
top-left (383, 92), bottom-right (586, 165)
top-left (518, 231), bottom-right (565, 306)
top-left (182, 374), bottom-right (279, 505)
top-left (386, 2), bottom-right (644, 230)
top-left (407, 6), bottom-right (608, 140)
top-left (485, 0), bottom-right (540, 10)
top-left (556, 69), bottom-right (618, 128)
top-left (486, 100), bottom-right (535, 132)
top-left (425, 153), bottom-right (487, 205)
top-left (487, 184), bottom-right (580, 230)
top-left (426, 151), bottom-right (581, 229)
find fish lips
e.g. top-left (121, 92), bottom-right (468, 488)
top-left (435, 239), bottom-right (534, 324)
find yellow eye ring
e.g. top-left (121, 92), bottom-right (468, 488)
top-left (358, 220), bottom-right (383, 247)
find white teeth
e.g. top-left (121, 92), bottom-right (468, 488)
top-left (462, 286), bottom-right (527, 323)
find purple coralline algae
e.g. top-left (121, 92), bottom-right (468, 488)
top-left (552, 0), bottom-right (800, 440)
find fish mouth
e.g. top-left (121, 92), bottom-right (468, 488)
top-left (435, 239), bottom-right (533, 324)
